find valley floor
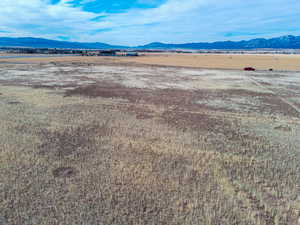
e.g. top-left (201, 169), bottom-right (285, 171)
top-left (0, 58), bottom-right (300, 225)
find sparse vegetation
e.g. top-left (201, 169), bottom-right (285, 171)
top-left (0, 60), bottom-right (300, 225)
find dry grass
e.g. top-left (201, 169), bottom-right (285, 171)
top-left (1, 53), bottom-right (300, 71)
top-left (0, 61), bottom-right (300, 225)
top-left (119, 53), bottom-right (300, 71)
top-left (0, 56), bottom-right (118, 65)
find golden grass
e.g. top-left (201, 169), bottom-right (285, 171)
top-left (1, 53), bottom-right (300, 71)
top-left (120, 53), bottom-right (300, 71)
top-left (0, 56), bottom-right (117, 64)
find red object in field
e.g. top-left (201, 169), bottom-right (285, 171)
top-left (244, 67), bottom-right (256, 71)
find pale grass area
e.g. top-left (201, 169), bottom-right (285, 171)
top-left (0, 62), bottom-right (274, 91)
top-left (0, 85), bottom-right (300, 225)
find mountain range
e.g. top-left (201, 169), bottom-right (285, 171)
top-left (0, 35), bottom-right (300, 50)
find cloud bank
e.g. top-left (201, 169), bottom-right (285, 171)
top-left (0, 0), bottom-right (299, 45)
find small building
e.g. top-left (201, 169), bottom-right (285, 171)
top-left (116, 51), bottom-right (127, 56)
top-left (87, 51), bottom-right (100, 56)
top-left (115, 51), bottom-right (139, 57)
top-left (99, 50), bottom-right (117, 56)
top-left (126, 51), bottom-right (138, 57)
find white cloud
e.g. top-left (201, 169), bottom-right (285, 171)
top-left (79, 0), bottom-right (97, 4)
top-left (0, 0), bottom-right (102, 38)
top-left (0, 0), bottom-right (299, 45)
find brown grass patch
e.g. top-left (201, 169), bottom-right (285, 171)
top-left (52, 167), bottom-right (77, 178)
top-left (38, 122), bottom-right (112, 158)
top-left (65, 83), bottom-right (299, 118)
top-left (7, 101), bottom-right (21, 105)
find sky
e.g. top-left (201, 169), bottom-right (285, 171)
top-left (0, 0), bottom-right (299, 45)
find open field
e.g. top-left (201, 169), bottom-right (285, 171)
top-left (1, 52), bottom-right (300, 71)
top-left (0, 57), bottom-right (300, 225)
top-left (119, 53), bottom-right (300, 71)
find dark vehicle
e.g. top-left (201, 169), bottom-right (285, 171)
top-left (244, 67), bottom-right (256, 71)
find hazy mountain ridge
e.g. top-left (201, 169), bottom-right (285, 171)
top-left (0, 35), bottom-right (300, 49)
top-left (139, 35), bottom-right (300, 49)
top-left (0, 37), bottom-right (127, 49)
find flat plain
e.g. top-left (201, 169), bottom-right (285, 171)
top-left (119, 53), bottom-right (300, 71)
top-left (0, 54), bottom-right (300, 225)
top-left (2, 52), bottom-right (300, 71)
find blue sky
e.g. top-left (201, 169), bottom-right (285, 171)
top-left (0, 0), bottom-right (299, 45)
